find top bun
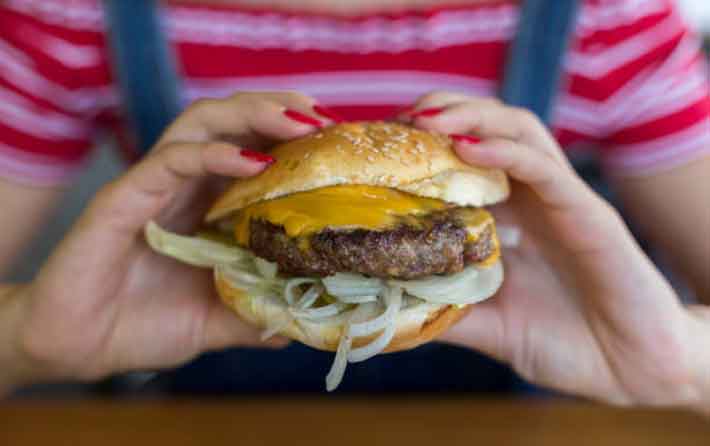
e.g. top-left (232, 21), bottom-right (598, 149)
top-left (206, 122), bottom-right (509, 222)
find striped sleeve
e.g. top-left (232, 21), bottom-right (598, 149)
top-left (0, 4), bottom-right (104, 186)
top-left (577, 0), bottom-right (710, 176)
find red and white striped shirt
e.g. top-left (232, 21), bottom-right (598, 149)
top-left (0, 0), bottom-right (708, 185)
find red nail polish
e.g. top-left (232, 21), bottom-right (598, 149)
top-left (395, 105), bottom-right (416, 116)
top-left (240, 149), bottom-right (275, 164)
top-left (410, 107), bottom-right (445, 118)
top-left (284, 109), bottom-right (323, 127)
top-left (450, 134), bottom-right (481, 145)
top-left (313, 105), bottom-right (345, 123)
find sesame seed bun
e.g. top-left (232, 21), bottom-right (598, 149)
top-left (206, 122), bottom-right (509, 222)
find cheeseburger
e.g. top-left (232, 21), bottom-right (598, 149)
top-left (147, 122), bottom-right (509, 390)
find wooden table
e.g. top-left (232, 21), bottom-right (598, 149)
top-left (1, 399), bottom-right (708, 445)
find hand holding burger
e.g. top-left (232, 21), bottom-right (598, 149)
top-left (405, 92), bottom-right (710, 411)
top-left (0, 92), bottom-right (330, 392)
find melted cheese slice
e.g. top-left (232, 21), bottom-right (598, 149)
top-left (233, 185), bottom-right (445, 245)
top-left (232, 185), bottom-right (498, 266)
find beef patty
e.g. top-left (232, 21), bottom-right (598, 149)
top-left (248, 209), bottom-right (496, 279)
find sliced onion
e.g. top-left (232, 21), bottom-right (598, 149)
top-left (145, 221), bottom-right (248, 267)
top-left (392, 262), bottom-right (503, 305)
top-left (291, 303), bottom-right (348, 321)
top-left (322, 273), bottom-right (384, 298)
top-left (349, 295), bottom-right (398, 338)
top-left (216, 264), bottom-right (263, 289)
top-left (348, 286), bottom-right (402, 363)
top-left (284, 278), bottom-right (317, 306)
top-left (260, 313), bottom-right (294, 341)
top-left (325, 334), bottom-right (351, 392)
top-left (335, 295), bottom-right (378, 304)
top-left (254, 257), bottom-right (278, 279)
top-left (297, 308), bottom-right (354, 326)
top-left (325, 332), bottom-right (352, 392)
top-left (325, 303), bottom-right (377, 391)
top-left (296, 284), bottom-right (322, 310)
top-left (497, 224), bottom-right (521, 248)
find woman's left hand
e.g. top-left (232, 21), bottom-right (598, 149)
top-left (399, 92), bottom-right (710, 410)
top-left (1, 92), bottom-right (332, 391)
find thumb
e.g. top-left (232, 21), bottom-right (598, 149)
top-left (202, 303), bottom-right (290, 351)
top-left (438, 299), bottom-right (509, 365)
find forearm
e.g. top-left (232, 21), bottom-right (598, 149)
top-left (0, 284), bottom-right (32, 397)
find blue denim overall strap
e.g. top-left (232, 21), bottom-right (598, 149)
top-left (501, 0), bottom-right (581, 125)
top-left (103, 0), bottom-right (183, 154)
top-left (102, 0), bottom-right (580, 395)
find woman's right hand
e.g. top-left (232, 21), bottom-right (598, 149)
top-left (401, 92), bottom-right (710, 411)
top-left (2, 92), bottom-right (339, 391)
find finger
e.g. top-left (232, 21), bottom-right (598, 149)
top-left (83, 142), bottom-right (274, 234)
top-left (158, 92), bottom-right (323, 146)
top-left (258, 91), bottom-right (319, 111)
top-left (398, 91), bottom-right (496, 121)
top-left (414, 100), bottom-right (568, 165)
top-left (256, 91), bottom-right (343, 127)
top-left (438, 299), bottom-right (509, 364)
top-left (202, 303), bottom-right (290, 351)
top-left (452, 137), bottom-right (593, 212)
top-left (258, 91), bottom-right (344, 124)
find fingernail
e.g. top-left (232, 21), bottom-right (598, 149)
top-left (240, 149), bottom-right (275, 164)
top-left (391, 105), bottom-right (416, 121)
top-left (313, 105), bottom-right (344, 123)
top-left (450, 134), bottom-right (482, 145)
top-left (395, 105), bottom-right (415, 116)
top-left (284, 109), bottom-right (323, 128)
top-left (410, 107), bottom-right (445, 118)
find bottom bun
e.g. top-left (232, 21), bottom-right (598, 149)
top-left (215, 274), bottom-right (473, 353)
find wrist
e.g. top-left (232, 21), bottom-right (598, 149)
top-left (0, 284), bottom-right (33, 395)
top-left (0, 284), bottom-right (60, 396)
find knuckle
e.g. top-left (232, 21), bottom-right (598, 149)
top-left (227, 91), bottom-right (247, 101)
top-left (485, 96), bottom-right (503, 105)
top-left (512, 107), bottom-right (542, 128)
top-left (92, 179), bottom-right (123, 208)
top-left (475, 97), bottom-right (501, 108)
top-left (191, 97), bottom-right (220, 110)
top-left (228, 92), bottom-right (267, 108)
top-left (202, 141), bottom-right (227, 153)
top-left (84, 180), bottom-right (130, 225)
top-left (591, 193), bottom-right (622, 222)
top-left (183, 98), bottom-right (220, 118)
top-left (281, 90), bottom-right (316, 104)
top-left (420, 90), bottom-right (452, 103)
